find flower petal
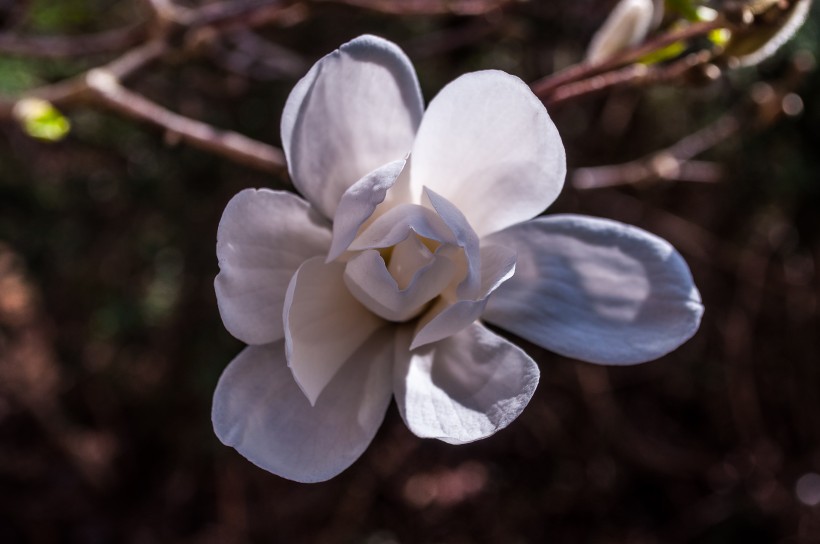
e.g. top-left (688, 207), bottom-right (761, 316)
top-left (281, 35), bottom-right (424, 219)
top-left (411, 244), bottom-right (516, 349)
top-left (327, 159), bottom-right (406, 262)
top-left (284, 257), bottom-right (385, 405)
top-left (212, 335), bottom-right (393, 483)
top-left (424, 188), bottom-right (480, 298)
top-left (409, 70), bottom-right (565, 237)
top-left (482, 215), bottom-right (704, 365)
top-left (343, 243), bottom-right (456, 322)
top-left (393, 322), bottom-right (539, 445)
top-left (348, 203), bottom-right (456, 251)
top-left (215, 189), bottom-right (331, 345)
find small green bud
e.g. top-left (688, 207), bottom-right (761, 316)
top-left (12, 98), bottom-right (71, 142)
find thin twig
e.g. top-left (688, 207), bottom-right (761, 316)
top-left (0, 1), bottom-right (290, 175)
top-left (545, 49), bottom-right (718, 107)
top-left (207, 32), bottom-right (307, 80)
top-left (570, 59), bottom-right (809, 190)
top-left (85, 69), bottom-right (286, 173)
top-left (0, 40), bottom-right (168, 117)
top-left (545, 63), bottom-right (649, 107)
top-left (104, 39), bottom-right (168, 80)
top-left (319, 0), bottom-right (509, 15)
top-left (188, 0), bottom-right (288, 28)
top-left (573, 114), bottom-right (739, 189)
top-left (532, 18), bottom-right (726, 99)
top-left (0, 24), bottom-right (148, 58)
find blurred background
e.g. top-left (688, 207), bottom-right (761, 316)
top-left (0, 0), bottom-right (819, 542)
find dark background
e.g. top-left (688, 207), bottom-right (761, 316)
top-left (1, 1), bottom-right (819, 542)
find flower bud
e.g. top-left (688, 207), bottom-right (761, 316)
top-left (586, 0), bottom-right (655, 64)
top-left (724, 0), bottom-right (812, 67)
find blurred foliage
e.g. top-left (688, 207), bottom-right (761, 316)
top-left (0, 1), bottom-right (819, 543)
top-left (14, 99), bottom-right (71, 141)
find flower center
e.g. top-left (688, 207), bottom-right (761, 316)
top-left (341, 204), bottom-right (465, 323)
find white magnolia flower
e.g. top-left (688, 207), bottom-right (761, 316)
top-left (212, 35), bottom-right (703, 483)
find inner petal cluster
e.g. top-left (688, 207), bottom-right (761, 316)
top-left (341, 203), bottom-right (467, 323)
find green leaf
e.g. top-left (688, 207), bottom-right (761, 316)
top-left (13, 98), bottom-right (71, 142)
top-left (640, 40), bottom-right (687, 64)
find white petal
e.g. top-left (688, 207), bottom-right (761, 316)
top-left (327, 159), bottom-right (406, 262)
top-left (283, 257), bottom-right (385, 404)
top-left (424, 188), bottom-right (480, 298)
top-left (393, 322), bottom-right (539, 445)
top-left (411, 244), bottom-right (516, 349)
top-left (348, 203), bottom-right (456, 251)
top-left (281, 35), bottom-right (424, 219)
top-left (409, 70), bottom-right (565, 237)
top-left (483, 215), bottom-right (704, 365)
top-left (388, 234), bottom-right (436, 289)
top-left (586, 0), bottom-right (654, 65)
top-left (215, 189), bottom-right (331, 345)
top-left (212, 335), bottom-right (393, 483)
top-left (343, 244), bottom-right (456, 322)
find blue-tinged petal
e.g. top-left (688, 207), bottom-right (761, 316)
top-left (281, 35), bottom-right (423, 220)
top-left (483, 215), bottom-right (703, 365)
top-left (212, 334), bottom-right (393, 483)
top-left (410, 244), bottom-right (516, 349)
top-left (215, 189), bottom-right (331, 345)
top-left (348, 203), bottom-right (457, 251)
top-left (344, 241), bottom-right (456, 322)
top-left (327, 159), bottom-right (406, 262)
top-left (393, 322), bottom-right (539, 444)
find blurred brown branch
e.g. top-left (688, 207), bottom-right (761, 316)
top-left (531, 18), bottom-right (726, 101)
top-left (0, 40), bottom-right (166, 115)
top-left (1, 0), bottom-right (507, 174)
top-left (0, 0), bottom-right (294, 174)
top-left (85, 69), bottom-right (286, 173)
top-left (0, 23), bottom-right (148, 58)
top-left (570, 52), bottom-right (813, 190)
top-left (0, 0), bottom-right (806, 178)
top-left (572, 114), bottom-right (738, 189)
top-left (318, 0), bottom-right (509, 15)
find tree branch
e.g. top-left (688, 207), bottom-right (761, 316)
top-left (572, 113), bottom-right (738, 189)
top-left (318, 0), bottom-right (509, 15)
top-left (0, 0), bottom-right (291, 175)
top-left (0, 24), bottom-right (148, 58)
top-left (544, 49), bottom-right (718, 107)
top-left (531, 18), bottom-right (726, 101)
top-left (85, 69), bottom-right (286, 173)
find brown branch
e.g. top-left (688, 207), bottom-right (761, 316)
top-left (84, 69), bottom-right (286, 173)
top-left (570, 57), bottom-right (809, 191)
top-left (188, 0), bottom-right (289, 28)
top-left (532, 18), bottom-right (727, 100)
top-left (0, 40), bottom-right (168, 117)
top-left (401, 17), bottom-right (498, 58)
top-left (103, 39), bottom-right (168, 80)
top-left (206, 31), bottom-right (308, 80)
top-left (573, 113), bottom-right (739, 189)
top-left (0, 2), bottom-right (290, 175)
top-left (318, 0), bottom-right (509, 15)
top-left (544, 49), bottom-right (718, 107)
top-left (573, 160), bottom-right (725, 189)
top-left (545, 63), bottom-right (649, 107)
top-left (0, 23), bottom-right (148, 58)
